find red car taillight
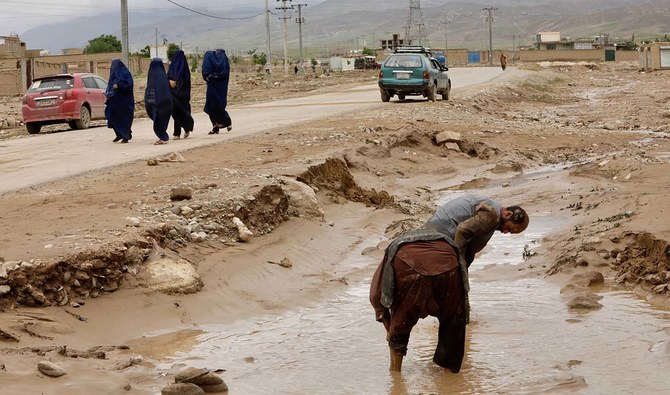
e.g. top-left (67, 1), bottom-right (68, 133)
top-left (378, 70), bottom-right (383, 79)
top-left (423, 70), bottom-right (430, 79)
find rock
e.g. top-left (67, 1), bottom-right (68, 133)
top-left (200, 382), bottom-right (229, 393)
top-left (0, 285), bottom-right (11, 296)
top-left (161, 383), bottom-right (206, 395)
top-left (233, 217), bottom-right (253, 242)
top-left (576, 258), bottom-right (589, 267)
top-left (434, 131), bottom-right (462, 145)
top-left (652, 284), bottom-right (668, 293)
top-left (147, 159), bottom-right (158, 166)
top-left (179, 371), bottom-right (224, 387)
top-left (568, 294), bottom-right (604, 310)
top-left (175, 367), bottom-right (210, 384)
top-left (277, 176), bottom-right (324, 220)
top-left (570, 271), bottom-right (605, 287)
top-left (180, 206), bottom-right (195, 216)
top-left (125, 217), bottom-right (141, 227)
top-left (597, 250), bottom-right (611, 259)
top-left (38, 361), bottom-right (67, 377)
top-left (146, 258), bottom-right (203, 294)
top-left (444, 142), bottom-right (461, 152)
top-left (171, 187), bottom-right (193, 201)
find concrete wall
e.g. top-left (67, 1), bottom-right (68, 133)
top-left (509, 49), bottom-right (638, 63)
top-left (639, 42), bottom-right (670, 71)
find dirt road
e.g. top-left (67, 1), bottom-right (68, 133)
top-left (0, 67), bottom-right (511, 195)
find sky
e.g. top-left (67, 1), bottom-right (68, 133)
top-left (0, 0), bottom-right (303, 36)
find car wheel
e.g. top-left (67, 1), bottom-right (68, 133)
top-left (397, 93), bottom-right (406, 101)
top-left (74, 105), bottom-right (91, 129)
top-left (381, 89), bottom-right (391, 102)
top-left (426, 82), bottom-right (436, 102)
top-left (442, 82), bottom-right (451, 101)
top-left (26, 122), bottom-right (41, 134)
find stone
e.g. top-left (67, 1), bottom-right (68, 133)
top-left (180, 206), bottom-right (195, 216)
top-left (277, 177), bottom-right (324, 220)
top-left (434, 131), bottom-right (462, 145)
top-left (200, 382), bottom-right (229, 393)
top-left (161, 383), bottom-right (206, 395)
top-left (125, 217), bottom-right (141, 227)
top-left (147, 159), bottom-right (158, 166)
top-left (0, 285), bottom-right (10, 296)
top-left (175, 367), bottom-right (210, 384)
top-left (38, 361), bottom-right (67, 377)
top-left (233, 217), bottom-right (253, 242)
top-left (171, 187), bottom-right (193, 201)
top-left (146, 258), bottom-right (203, 295)
top-left (568, 294), bottom-right (604, 310)
top-left (570, 271), bottom-right (605, 287)
top-left (444, 142), bottom-right (461, 152)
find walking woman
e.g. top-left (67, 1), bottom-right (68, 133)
top-left (168, 49), bottom-right (194, 139)
top-left (105, 59), bottom-right (134, 143)
top-left (145, 58), bottom-right (172, 145)
top-left (202, 49), bottom-right (232, 134)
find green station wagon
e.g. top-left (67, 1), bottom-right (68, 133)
top-left (378, 46), bottom-right (451, 102)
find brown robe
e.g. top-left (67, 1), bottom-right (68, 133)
top-left (370, 239), bottom-right (466, 372)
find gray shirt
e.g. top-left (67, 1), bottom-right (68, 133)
top-left (424, 195), bottom-right (502, 265)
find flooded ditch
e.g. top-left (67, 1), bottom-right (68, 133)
top-left (131, 216), bottom-right (670, 394)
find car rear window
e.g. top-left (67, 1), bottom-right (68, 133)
top-left (384, 55), bottom-right (424, 68)
top-left (28, 77), bottom-right (74, 93)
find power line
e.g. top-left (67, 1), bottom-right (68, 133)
top-left (166, 0), bottom-right (266, 20)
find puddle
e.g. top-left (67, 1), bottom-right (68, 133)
top-left (133, 216), bottom-right (670, 394)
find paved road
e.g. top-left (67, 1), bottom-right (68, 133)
top-left (0, 67), bottom-right (514, 195)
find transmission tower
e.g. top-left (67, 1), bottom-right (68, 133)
top-left (405, 0), bottom-right (429, 46)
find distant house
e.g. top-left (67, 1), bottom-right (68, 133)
top-left (0, 35), bottom-right (26, 58)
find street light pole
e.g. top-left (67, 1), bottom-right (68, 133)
top-left (120, 0), bottom-right (129, 65)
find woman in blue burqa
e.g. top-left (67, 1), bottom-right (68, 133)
top-left (105, 59), bottom-right (134, 143)
top-left (202, 49), bottom-right (232, 134)
top-left (145, 58), bottom-right (172, 145)
top-left (168, 49), bottom-right (194, 139)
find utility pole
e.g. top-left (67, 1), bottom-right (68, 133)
top-left (513, 35), bottom-right (516, 62)
top-left (265, 0), bottom-right (272, 85)
top-left (294, 3), bottom-right (307, 73)
top-left (120, 0), bottom-right (129, 65)
top-left (276, 0), bottom-right (292, 74)
top-left (483, 7), bottom-right (498, 66)
top-left (155, 27), bottom-right (159, 57)
top-left (441, 17), bottom-right (449, 66)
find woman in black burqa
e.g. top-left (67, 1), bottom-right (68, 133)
top-left (168, 49), bottom-right (194, 139)
top-left (145, 58), bottom-right (172, 145)
top-left (105, 58), bottom-right (134, 143)
top-left (202, 49), bottom-right (232, 135)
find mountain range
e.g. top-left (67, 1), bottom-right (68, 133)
top-left (16, 0), bottom-right (670, 56)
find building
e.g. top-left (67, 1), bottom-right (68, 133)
top-left (380, 34), bottom-right (412, 51)
top-left (639, 42), bottom-right (670, 71)
top-left (0, 35), bottom-right (26, 58)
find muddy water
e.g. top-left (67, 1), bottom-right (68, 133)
top-left (138, 217), bottom-right (670, 394)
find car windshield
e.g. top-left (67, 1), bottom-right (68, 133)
top-left (384, 55), bottom-right (423, 68)
top-left (28, 77), bottom-right (74, 93)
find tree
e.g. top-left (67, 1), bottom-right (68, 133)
top-left (167, 43), bottom-right (180, 61)
top-left (620, 34), bottom-right (638, 51)
top-left (362, 47), bottom-right (376, 56)
top-left (137, 45), bottom-right (151, 58)
top-left (247, 49), bottom-right (267, 66)
top-left (85, 34), bottom-right (122, 54)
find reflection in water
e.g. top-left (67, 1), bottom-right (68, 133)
top-left (141, 216), bottom-right (670, 394)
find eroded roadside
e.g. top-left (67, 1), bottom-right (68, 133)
top-left (1, 61), bottom-right (669, 392)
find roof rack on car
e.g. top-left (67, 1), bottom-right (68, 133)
top-left (394, 46), bottom-right (432, 55)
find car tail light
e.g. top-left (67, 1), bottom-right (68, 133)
top-left (423, 70), bottom-right (430, 79)
top-left (378, 70), bottom-right (383, 79)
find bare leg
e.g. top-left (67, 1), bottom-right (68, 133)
top-left (389, 348), bottom-right (404, 371)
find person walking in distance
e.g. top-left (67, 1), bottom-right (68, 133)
top-left (168, 49), bottom-right (194, 140)
top-left (105, 59), bottom-right (134, 143)
top-left (500, 53), bottom-right (507, 71)
top-left (145, 58), bottom-right (172, 145)
top-left (202, 49), bottom-right (232, 135)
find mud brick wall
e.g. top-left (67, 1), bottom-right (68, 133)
top-left (0, 58), bottom-right (22, 96)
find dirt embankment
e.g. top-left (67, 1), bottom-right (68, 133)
top-left (0, 61), bottom-right (670, 391)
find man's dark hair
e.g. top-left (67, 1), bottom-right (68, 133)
top-left (506, 205), bottom-right (528, 225)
